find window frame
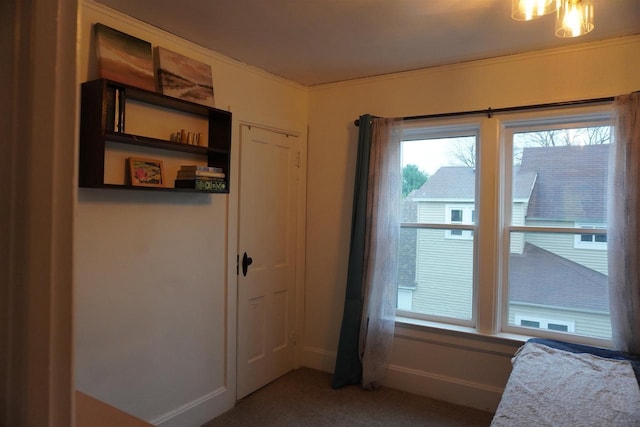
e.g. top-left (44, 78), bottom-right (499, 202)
top-left (574, 223), bottom-right (608, 250)
top-left (500, 109), bottom-right (613, 342)
top-left (398, 119), bottom-right (480, 328)
top-left (395, 105), bottom-right (615, 349)
top-left (514, 315), bottom-right (576, 333)
top-left (445, 204), bottom-right (475, 239)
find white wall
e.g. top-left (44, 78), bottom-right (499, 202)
top-left (74, 2), bottom-right (307, 426)
top-left (75, 4), bottom-right (640, 419)
top-left (304, 36), bottom-right (640, 411)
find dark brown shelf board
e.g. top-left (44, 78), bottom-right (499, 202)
top-left (105, 79), bottom-right (231, 119)
top-left (105, 131), bottom-right (228, 155)
top-left (79, 183), bottom-right (228, 194)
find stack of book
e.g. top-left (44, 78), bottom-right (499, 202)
top-left (174, 165), bottom-right (226, 191)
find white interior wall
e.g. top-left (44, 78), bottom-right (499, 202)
top-left (304, 36), bottom-right (640, 411)
top-left (75, 2), bottom-right (640, 420)
top-left (74, 2), bottom-right (307, 426)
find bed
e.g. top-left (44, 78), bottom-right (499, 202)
top-left (491, 338), bottom-right (640, 426)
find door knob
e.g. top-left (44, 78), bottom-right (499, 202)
top-left (242, 252), bottom-right (253, 276)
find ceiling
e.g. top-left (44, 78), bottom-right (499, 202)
top-left (95, 0), bottom-right (640, 86)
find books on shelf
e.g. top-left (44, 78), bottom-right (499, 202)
top-left (106, 86), bottom-right (125, 132)
top-left (175, 165), bottom-right (226, 191)
top-left (177, 164), bottom-right (225, 179)
top-left (175, 177), bottom-right (226, 191)
top-left (176, 170), bottom-right (225, 179)
top-left (179, 165), bottom-right (223, 172)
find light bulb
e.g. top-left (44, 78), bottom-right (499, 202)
top-left (556, 0), bottom-right (594, 38)
top-left (512, 0), bottom-right (556, 21)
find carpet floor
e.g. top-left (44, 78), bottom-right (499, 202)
top-left (202, 368), bottom-right (494, 427)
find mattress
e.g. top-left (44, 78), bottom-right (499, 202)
top-left (490, 338), bottom-right (640, 427)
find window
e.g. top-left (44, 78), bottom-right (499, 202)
top-left (396, 106), bottom-right (613, 345)
top-left (445, 205), bottom-right (475, 239)
top-left (398, 122), bottom-right (478, 324)
top-left (504, 117), bottom-right (611, 341)
top-left (397, 289), bottom-right (413, 311)
top-left (515, 315), bottom-right (575, 333)
top-left (574, 223), bottom-right (607, 249)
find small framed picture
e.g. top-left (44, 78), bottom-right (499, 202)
top-left (128, 157), bottom-right (165, 187)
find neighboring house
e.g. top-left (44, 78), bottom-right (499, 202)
top-left (399, 144), bottom-right (610, 338)
top-left (398, 189), bottom-right (418, 310)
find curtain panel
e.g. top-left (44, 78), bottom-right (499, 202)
top-left (332, 115), bottom-right (402, 389)
top-left (608, 92), bottom-right (640, 354)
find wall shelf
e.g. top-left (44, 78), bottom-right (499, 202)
top-left (79, 78), bottom-right (232, 193)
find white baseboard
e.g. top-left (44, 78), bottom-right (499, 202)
top-left (300, 346), bottom-right (501, 413)
top-left (150, 386), bottom-right (233, 427)
top-left (384, 364), bottom-right (502, 413)
top-left (301, 346), bottom-right (336, 373)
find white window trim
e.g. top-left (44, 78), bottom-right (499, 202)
top-left (500, 108), bottom-right (612, 342)
top-left (574, 223), bottom-right (607, 250)
top-left (445, 204), bottom-right (475, 240)
top-left (395, 106), bottom-right (614, 349)
top-left (514, 315), bottom-right (576, 333)
top-left (397, 289), bottom-right (413, 311)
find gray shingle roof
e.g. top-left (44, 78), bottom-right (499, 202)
top-left (510, 243), bottom-right (608, 312)
top-left (513, 168), bottom-right (537, 200)
top-left (411, 166), bottom-right (537, 201)
top-left (410, 144), bottom-right (608, 224)
top-left (521, 144), bottom-right (608, 222)
top-left (412, 167), bottom-right (475, 199)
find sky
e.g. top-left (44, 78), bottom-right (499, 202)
top-left (401, 138), bottom-right (467, 176)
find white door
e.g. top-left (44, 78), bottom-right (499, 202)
top-left (237, 125), bottom-right (298, 399)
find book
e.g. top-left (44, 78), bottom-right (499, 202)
top-left (176, 170), bottom-right (225, 179)
top-left (106, 86), bottom-right (116, 132)
top-left (175, 178), bottom-right (226, 191)
top-left (179, 165), bottom-right (223, 173)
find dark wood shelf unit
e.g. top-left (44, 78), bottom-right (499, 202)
top-left (79, 78), bottom-right (232, 193)
top-left (93, 184), bottom-right (227, 194)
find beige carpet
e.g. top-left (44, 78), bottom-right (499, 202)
top-left (202, 368), bottom-right (494, 427)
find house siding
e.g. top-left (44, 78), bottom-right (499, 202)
top-left (510, 202), bottom-right (527, 254)
top-left (509, 303), bottom-right (611, 339)
top-left (413, 229), bottom-right (474, 319)
top-left (524, 219), bottom-right (608, 275)
top-left (413, 201), bottom-right (474, 319)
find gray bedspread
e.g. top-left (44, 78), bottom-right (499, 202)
top-left (491, 342), bottom-right (640, 426)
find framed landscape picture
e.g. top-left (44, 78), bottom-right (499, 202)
top-left (156, 47), bottom-right (215, 107)
top-left (94, 23), bottom-right (155, 91)
top-left (128, 157), bottom-right (165, 187)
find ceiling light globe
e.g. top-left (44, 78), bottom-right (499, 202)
top-left (555, 0), bottom-right (594, 37)
top-left (512, 0), bottom-right (556, 21)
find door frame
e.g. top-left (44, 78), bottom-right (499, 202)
top-left (228, 120), bottom-right (307, 399)
top-left (1, 0), bottom-right (77, 425)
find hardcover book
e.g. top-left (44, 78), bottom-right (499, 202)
top-left (175, 178), bottom-right (226, 191)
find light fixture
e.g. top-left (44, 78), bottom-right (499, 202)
top-left (512, 0), bottom-right (556, 21)
top-left (555, 0), bottom-right (594, 38)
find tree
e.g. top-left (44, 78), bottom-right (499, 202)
top-left (402, 164), bottom-right (428, 197)
top-left (513, 125), bottom-right (611, 164)
top-left (450, 138), bottom-right (476, 167)
top-left (519, 127), bottom-right (610, 147)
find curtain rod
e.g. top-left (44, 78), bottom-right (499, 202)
top-left (353, 96), bottom-right (615, 127)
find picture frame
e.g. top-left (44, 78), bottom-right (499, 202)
top-left (128, 157), bottom-right (165, 187)
top-left (94, 23), bottom-right (155, 91)
top-left (155, 47), bottom-right (215, 107)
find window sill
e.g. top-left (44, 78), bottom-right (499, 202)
top-left (394, 316), bottom-right (529, 357)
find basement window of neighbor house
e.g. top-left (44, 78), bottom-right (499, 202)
top-left (396, 106), bottom-right (613, 345)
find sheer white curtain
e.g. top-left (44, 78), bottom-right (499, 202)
top-left (359, 118), bottom-right (402, 388)
top-left (608, 92), bottom-right (640, 354)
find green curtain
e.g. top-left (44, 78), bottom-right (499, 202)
top-left (331, 114), bottom-right (373, 388)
